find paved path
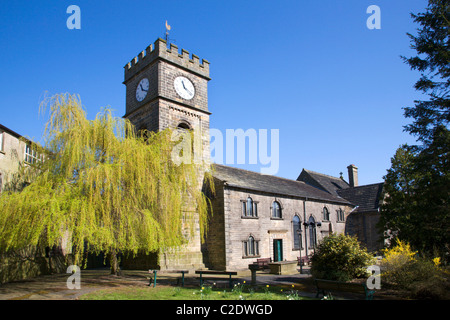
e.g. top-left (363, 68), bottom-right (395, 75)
top-left (0, 268), bottom-right (316, 300)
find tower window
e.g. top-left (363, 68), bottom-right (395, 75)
top-left (177, 122), bottom-right (191, 130)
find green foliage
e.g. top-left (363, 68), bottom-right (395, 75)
top-left (0, 93), bottom-right (213, 271)
top-left (381, 240), bottom-right (450, 299)
top-left (380, 131), bottom-right (450, 260)
top-left (381, 0), bottom-right (450, 262)
top-left (310, 233), bottom-right (375, 282)
top-left (401, 0), bottom-right (449, 144)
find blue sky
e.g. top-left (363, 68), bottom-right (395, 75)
top-left (0, 0), bottom-right (427, 185)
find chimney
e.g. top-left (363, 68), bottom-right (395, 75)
top-left (347, 164), bottom-right (358, 187)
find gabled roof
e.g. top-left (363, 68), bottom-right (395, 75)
top-left (337, 183), bottom-right (384, 213)
top-left (297, 169), bottom-right (350, 197)
top-left (297, 168), bottom-right (384, 213)
top-left (212, 164), bottom-right (351, 205)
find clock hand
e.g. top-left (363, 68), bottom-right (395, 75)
top-left (140, 84), bottom-right (148, 92)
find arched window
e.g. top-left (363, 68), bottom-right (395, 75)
top-left (242, 197), bottom-right (257, 217)
top-left (323, 207), bottom-right (330, 221)
top-left (177, 122), bottom-right (191, 130)
top-left (337, 208), bottom-right (345, 222)
top-left (272, 201), bottom-right (282, 218)
top-left (243, 235), bottom-right (259, 257)
top-left (308, 216), bottom-right (317, 249)
top-left (292, 215), bottom-right (302, 250)
top-left (247, 197), bottom-right (253, 216)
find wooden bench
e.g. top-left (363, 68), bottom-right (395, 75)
top-left (195, 270), bottom-right (238, 288)
top-left (314, 278), bottom-right (375, 300)
top-left (250, 258), bottom-right (271, 270)
top-left (297, 256), bottom-right (311, 266)
top-left (148, 269), bottom-right (189, 287)
top-left (257, 258), bottom-right (271, 269)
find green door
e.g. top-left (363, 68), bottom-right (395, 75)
top-left (273, 239), bottom-right (283, 262)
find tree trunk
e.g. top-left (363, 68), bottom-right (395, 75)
top-left (108, 250), bottom-right (120, 275)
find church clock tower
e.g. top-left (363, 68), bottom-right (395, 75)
top-left (123, 38), bottom-right (211, 270)
top-left (123, 38), bottom-right (211, 164)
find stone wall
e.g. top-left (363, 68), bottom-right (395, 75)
top-left (202, 178), bottom-right (226, 270)
top-left (0, 247), bottom-right (72, 284)
top-left (205, 183), bottom-right (353, 271)
top-left (0, 128), bottom-right (25, 191)
top-left (346, 210), bottom-right (383, 253)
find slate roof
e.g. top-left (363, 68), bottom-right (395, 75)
top-left (297, 168), bottom-right (384, 213)
top-left (337, 183), bottom-right (384, 213)
top-left (297, 169), bottom-right (350, 197)
top-left (212, 164), bottom-right (351, 205)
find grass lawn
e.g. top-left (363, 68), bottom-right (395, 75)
top-left (79, 282), bottom-right (313, 300)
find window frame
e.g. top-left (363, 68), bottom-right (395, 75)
top-left (271, 201), bottom-right (282, 219)
top-left (24, 144), bottom-right (42, 164)
top-left (308, 216), bottom-right (317, 249)
top-left (0, 131), bottom-right (4, 153)
top-left (241, 197), bottom-right (258, 218)
top-left (292, 215), bottom-right (302, 250)
top-left (323, 207), bottom-right (330, 221)
top-left (243, 235), bottom-right (260, 258)
top-left (337, 208), bottom-right (345, 222)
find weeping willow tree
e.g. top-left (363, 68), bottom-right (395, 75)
top-left (0, 93), bottom-right (213, 274)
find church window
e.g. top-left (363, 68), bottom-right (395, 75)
top-left (292, 215), bottom-right (302, 250)
top-left (337, 208), bottom-right (345, 222)
top-left (243, 235), bottom-right (259, 257)
top-left (308, 216), bottom-right (317, 249)
top-left (323, 207), bottom-right (330, 221)
top-left (272, 201), bottom-right (282, 219)
top-left (242, 197), bottom-right (257, 218)
top-left (177, 122), bottom-right (191, 130)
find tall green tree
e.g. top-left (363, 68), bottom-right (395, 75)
top-left (381, 0), bottom-right (450, 260)
top-left (0, 94), bottom-right (212, 274)
top-left (402, 0), bottom-right (449, 144)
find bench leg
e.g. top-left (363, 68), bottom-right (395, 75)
top-left (153, 271), bottom-right (157, 288)
top-left (181, 272), bottom-right (185, 287)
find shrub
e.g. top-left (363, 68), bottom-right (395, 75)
top-left (380, 240), bottom-right (450, 299)
top-left (310, 233), bottom-right (375, 281)
top-left (380, 240), bottom-right (417, 287)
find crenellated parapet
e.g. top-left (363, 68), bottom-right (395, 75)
top-left (124, 38), bottom-right (210, 83)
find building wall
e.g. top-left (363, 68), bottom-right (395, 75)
top-left (205, 184), bottom-right (353, 271)
top-left (202, 178), bottom-right (226, 269)
top-left (346, 211), bottom-right (383, 253)
top-left (0, 129), bottom-right (26, 192)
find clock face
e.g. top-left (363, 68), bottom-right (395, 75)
top-left (136, 78), bottom-right (149, 102)
top-left (174, 76), bottom-right (195, 100)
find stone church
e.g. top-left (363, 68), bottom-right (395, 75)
top-left (120, 38), bottom-right (384, 271)
top-left (0, 38), bottom-right (384, 279)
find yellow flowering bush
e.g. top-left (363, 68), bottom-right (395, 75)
top-left (381, 241), bottom-right (417, 272)
top-left (381, 240), bottom-right (450, 299)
